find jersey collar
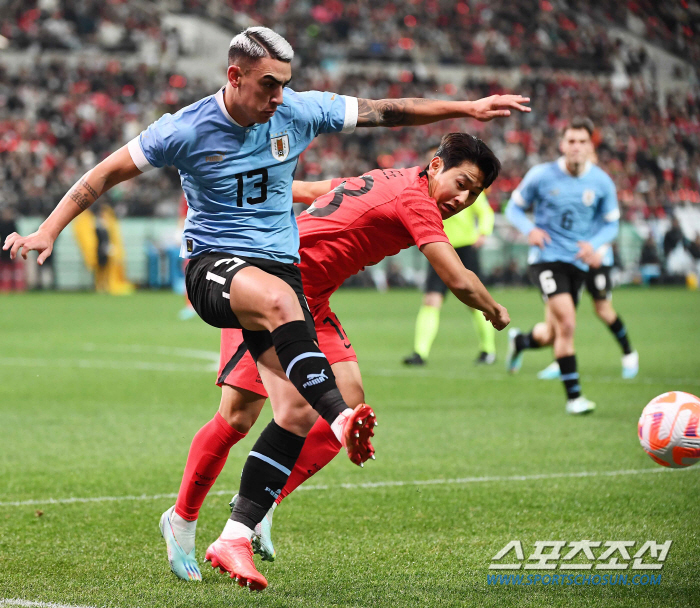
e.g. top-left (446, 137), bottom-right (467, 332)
top-left (557, 156), bottom-right (592, 178)
top-left (214, 87), bottom-right (246, 128)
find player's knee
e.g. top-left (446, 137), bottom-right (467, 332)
top-left (274, 405), bottom-right (317, 437)
top-left (557, 317), bottom-right (576, 339)
top-left (263, 289), bottom-right (302, 326)
top-left (533, 321), bottom-right (553, 345)
top-left (595, 302), bottom-right (613, 322)
top-left (219, 386), bottom-right (264, 433)
top-left (220, 409), bottom-right (255, 433)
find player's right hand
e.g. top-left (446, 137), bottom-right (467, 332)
top-left (485, 303), bottom-right (510, 331)
top-left (528, 228), bottom-right (551, 249)
top-left (2, 230), bottom-right (55, 264)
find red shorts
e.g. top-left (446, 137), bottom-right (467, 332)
top-left (216, 298), bottom-right (357, 398)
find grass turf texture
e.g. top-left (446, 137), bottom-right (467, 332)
top-left (0, 287), bottom-right (698, 608)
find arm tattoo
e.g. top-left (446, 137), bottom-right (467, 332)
top-left (356, 98), bottom-right (434, 127)
top-left (68, 178), bottom-right (99, 211)
top-left (78, 177), bottom-right (98, 200)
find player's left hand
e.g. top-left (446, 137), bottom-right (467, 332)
top-left (467, 95), bottom-right (531, 121)
top-left (576, 241), bottom-right (597, 265)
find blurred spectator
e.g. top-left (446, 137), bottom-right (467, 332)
top-left (0, 206), bottom-right (26, 291)
top-left (663, 216), bottom-right (686, 258)
top-left (94, 204), bottom-right (110, 293)
top-left (689, 233), bottom-right (700, 276)
top-left (639, 233), bottom-right (662, 285)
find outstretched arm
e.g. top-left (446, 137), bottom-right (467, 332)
top-left (421, 241), bottom-right (510, 330)
top-left (356, 94), bottom-right (530, 128)
top-left (3, 146), bottom-right (141, 263)
top-left (292, 179), bottom-right (335, 205)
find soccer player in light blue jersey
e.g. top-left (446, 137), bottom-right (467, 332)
top-left (537, 226), bottom-right (639, 382)
top-left (504, 118), bottom-right (620, 415)
top-left (536, 143), bottom-right (638, 380)
top-left (4, 26), bottom-right (530, 589)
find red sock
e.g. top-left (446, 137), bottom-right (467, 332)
top-left (174, 412), bottom-right (246, 521)
top-left (275, 416), bottom-right (341, 504)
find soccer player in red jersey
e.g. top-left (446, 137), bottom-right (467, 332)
top-left (175, 133), bottom-right (511, 566)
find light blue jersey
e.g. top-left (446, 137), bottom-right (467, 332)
top-left (128, 87), bottom-right (357, 262)
top-left (590, 215), bottom-right (615, 268)
top-left (505, 158), bottom-right (620, 271)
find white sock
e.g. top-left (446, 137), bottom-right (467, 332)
top-left (170, 509), bottom-right (197, 555)
top-left (330, 407), bottom-right (354, 443)
top-left (221, 519), bottom-right (254, 541)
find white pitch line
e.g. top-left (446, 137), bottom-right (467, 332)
top-left (363, 367), bottom-right (700, 387)
top-left (0, 357), bottom-right (214, 374)
top-left (0, 600), bottom-right (98, 608)
top-left (81, 343), bottom-right (219, 362)
top-left (1, 466), bottom-right (696, 508)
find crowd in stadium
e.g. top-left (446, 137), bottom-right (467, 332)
top-left (4, 1), bottom-right (698, 69)
top-left (1, 0), bottom-right (178, 55)
top-left (2, 59), bottom-right (698, 221)
top-left (1, 1), bottom-right (699, 281)
top-left (179, 0), bottom-right (699, 70)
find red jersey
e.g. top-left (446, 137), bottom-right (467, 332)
top-left (297, 166), bottom-right (449, 300)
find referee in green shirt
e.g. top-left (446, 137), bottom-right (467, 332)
top-left (404, 191), bottom-right (497, 365)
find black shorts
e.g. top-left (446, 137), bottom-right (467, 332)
top-left (528, 262), bottom-right (586, 306)
top-left (185, 252), bottom-right (316, 358)
top-left (425, 245), bottom-right (480, 295)
top-left (585, 266), bottom-right (613, 301)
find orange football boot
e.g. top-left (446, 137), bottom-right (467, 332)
top-left (205, 537), bottom-right (268, 591)
top-left (341, 403), bottom-right (377, 466)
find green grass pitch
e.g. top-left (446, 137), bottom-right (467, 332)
top-left (0, 287), bottom-right (698, 607)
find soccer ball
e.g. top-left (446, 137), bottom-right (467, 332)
top-left (638, 391), bottom-right (700, 468)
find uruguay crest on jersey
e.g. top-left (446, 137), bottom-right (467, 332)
top-left (582, 189), bottom-right (596, 206)
top-left (270, 133), bottom-right (290, 161)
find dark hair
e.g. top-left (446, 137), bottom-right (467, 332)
top-left (563, 116), bottom-right (594, 137)
top-left (228, 27), bottom-right (294, 67)
top-left (434, 133), bottom-right (501, 188)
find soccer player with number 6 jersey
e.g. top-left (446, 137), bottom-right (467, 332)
top-left (505, 117), bottom-right (620, 415)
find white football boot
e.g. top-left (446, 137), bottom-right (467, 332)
top-left (621, 351), bottom-right (639, 379)
top-left (537, 361), bottom-right (561, 380)
top-left (566, 396), bottom-right (596, 415)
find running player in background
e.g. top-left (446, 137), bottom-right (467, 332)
top-left (403, 142), bottom-right (496, 366)
top-left (4, 26), bottom-right (529, 590)
top-left (176, 133), bottom-right (509, 567)
top-left (504, 117), bottom-right (620, 415)
top-left (537, 149), bottom-right (638, 380)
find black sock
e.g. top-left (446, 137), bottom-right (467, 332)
top-left (271, 320), bottom-right (348, 424)
top-left (230, 420), bottom-right (305, 529)
top-left (608, 317), bottom-right (632, 355)
top-left (557, 355), bottom-right (581, 400)
top-left (515, 330), bottom-right (541, 353)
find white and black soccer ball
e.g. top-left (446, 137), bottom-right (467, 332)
top-left (638, 391), bottom-right (700, 468)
